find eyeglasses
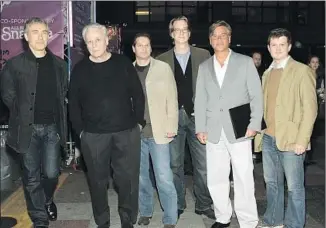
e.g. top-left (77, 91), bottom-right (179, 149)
top-left (173, 28), bottom-right (189, 34)
top-left (211, 33), bottom-right (229, 40)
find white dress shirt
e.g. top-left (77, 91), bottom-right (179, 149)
top-left (267, 55), bottom-right (291, 71)
top-left (213, 49), bottom-right (232, 87)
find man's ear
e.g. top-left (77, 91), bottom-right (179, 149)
top-left (105, 36), bottom-right (109, 46)
top-left (170, 32), bottom-right (175, 40)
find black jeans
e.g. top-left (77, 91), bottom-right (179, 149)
top-left (21, 124), bottom-right (61, 227)
top-left (81, 126), bottom-right (141, 227)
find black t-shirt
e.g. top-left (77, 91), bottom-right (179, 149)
top-left (34, 53), bottom-right (57, 124)
top-left (68, 53), bottom-right (145, 134)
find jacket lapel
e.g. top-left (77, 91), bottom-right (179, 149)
top-left (262, 56), bottom-right (295, 118)
top-left (145, 57), bottom-right (155, 84)
top-left (190, 46), bottom-right (198, 92)
top-left (132, 57), bottom-right (155, 84)
top-left (221, 52), bottom-right (237, 91)
top-left (262, 70), bottom-right (271, 119)
top-left (207, 56), bottom-right (220, 89)
top-left (167, 49), bottom-right (175, 73)
top-left (275, 57), bottom-right (295, 104)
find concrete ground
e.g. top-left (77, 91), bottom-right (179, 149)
top-left (1, 156), bottom-right (324, 228)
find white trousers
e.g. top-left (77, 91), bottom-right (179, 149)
top-left (206, 129), bottom-right (258, 228)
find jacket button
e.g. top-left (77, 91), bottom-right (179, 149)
top-left (29, 123), bottom-right (32, 126)
top-left (31, 92), bottom-right (35, 96)
top-left (29, 107), bottom-right (33, 111)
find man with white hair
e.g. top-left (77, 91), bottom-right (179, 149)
top-left (69, 23), bottom-right (145, 228)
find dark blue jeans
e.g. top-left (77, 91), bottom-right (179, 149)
top-left (21, 124), bottom-right (61, 227)
top-left (262, 134), bottom-right (306, 228)
top-left (170, 108), bottom-right (212, 211)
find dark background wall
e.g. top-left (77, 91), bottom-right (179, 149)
top-left (97, 1), bottom-right (325, 66)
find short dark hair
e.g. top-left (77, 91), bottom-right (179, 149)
top-left (308, 55), bottom-right (320, 64)
top-left (24, 17), bottom-right (49, 34)
top-left (169, 16), bottom-right (191, 35)
top-left (133, 32), bottom-right (151, 46)
top-left (209, 20), bottom-right (232, 37)
top-left (251, 51), bottom-right (262, 57)
top-left (267, 28), bottom-right (292, 45)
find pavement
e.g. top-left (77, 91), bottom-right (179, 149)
top-left (1, 156), bottom-right (324, 228)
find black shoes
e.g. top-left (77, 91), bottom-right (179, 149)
top-left (195, 208), bottom-right (216, 220)
top-left (97, 222), bottom-right (110, 228)
top-left (138, 216), bottom-right (151, 225)
top-left (121, 223), bottom-right (134, 228)
top-left (211, 221), bottom-right (230, 228)
top-left (1, 217), bottom-right (17, 228)
top-left (45, 202), bottom-right (57, 221)
top-left (253, 153), bottom-right (262, 164)
top-left (177, 209), bottom-right (184, 219)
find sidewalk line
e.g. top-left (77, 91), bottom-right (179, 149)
top-left (1, 173), bottom-right (69, 228)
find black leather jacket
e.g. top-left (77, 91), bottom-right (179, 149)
top-left (0, 49), bottom-right (68, 153)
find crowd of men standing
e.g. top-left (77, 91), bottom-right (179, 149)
top-left (0, 15), bottom-right (319, 228)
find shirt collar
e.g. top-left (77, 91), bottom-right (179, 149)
top-left (268, 55), bottom-right (291, 71)
top-left (174, 48), bottom-right (191, 57)
top-left (214, 48), bottom-right (232, 66)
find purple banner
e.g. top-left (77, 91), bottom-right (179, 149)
top-left (71, 1), bottom-right (91, 67)
top-left (0, 1), bottom-right (64, 69)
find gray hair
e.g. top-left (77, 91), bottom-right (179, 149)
top-left (82, 23), bottom-right (108, 42)
top-left (209, 20), bottom-right (232, 37)
top-left (24, 17), bottom-right (49, 34)
top-left (168, 16), bottom-right (190, 35)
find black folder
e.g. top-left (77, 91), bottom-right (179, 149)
top-left (228, 103), bottom-right (251, 139)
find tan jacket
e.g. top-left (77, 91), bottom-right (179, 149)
top-left (255, 57), bottom-right (317, 152)
top-left (134, 58), bottom-right (178, 144)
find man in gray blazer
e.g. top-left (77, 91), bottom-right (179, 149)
top-left (195, 21), bottom-right (263, 228)
top-left (156, 16), bottom-right (214, 219)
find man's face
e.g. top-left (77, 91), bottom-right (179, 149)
top-left (209, 26), bottom-right (231, 53)
top-left (252, 53), bottom-right (262, 68)
top-left (24, 22), bottom-right (49, 52)
top-left (309, 57), bottom-right (320, 71)
top-left (85, 27), bottom-right (108, 58)
top-left (267, 36), bottom-right (291, 62)
top-left (171, 19), bottom-right (190, 45)
top-left (132, 36), bottom-right (152, 60)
